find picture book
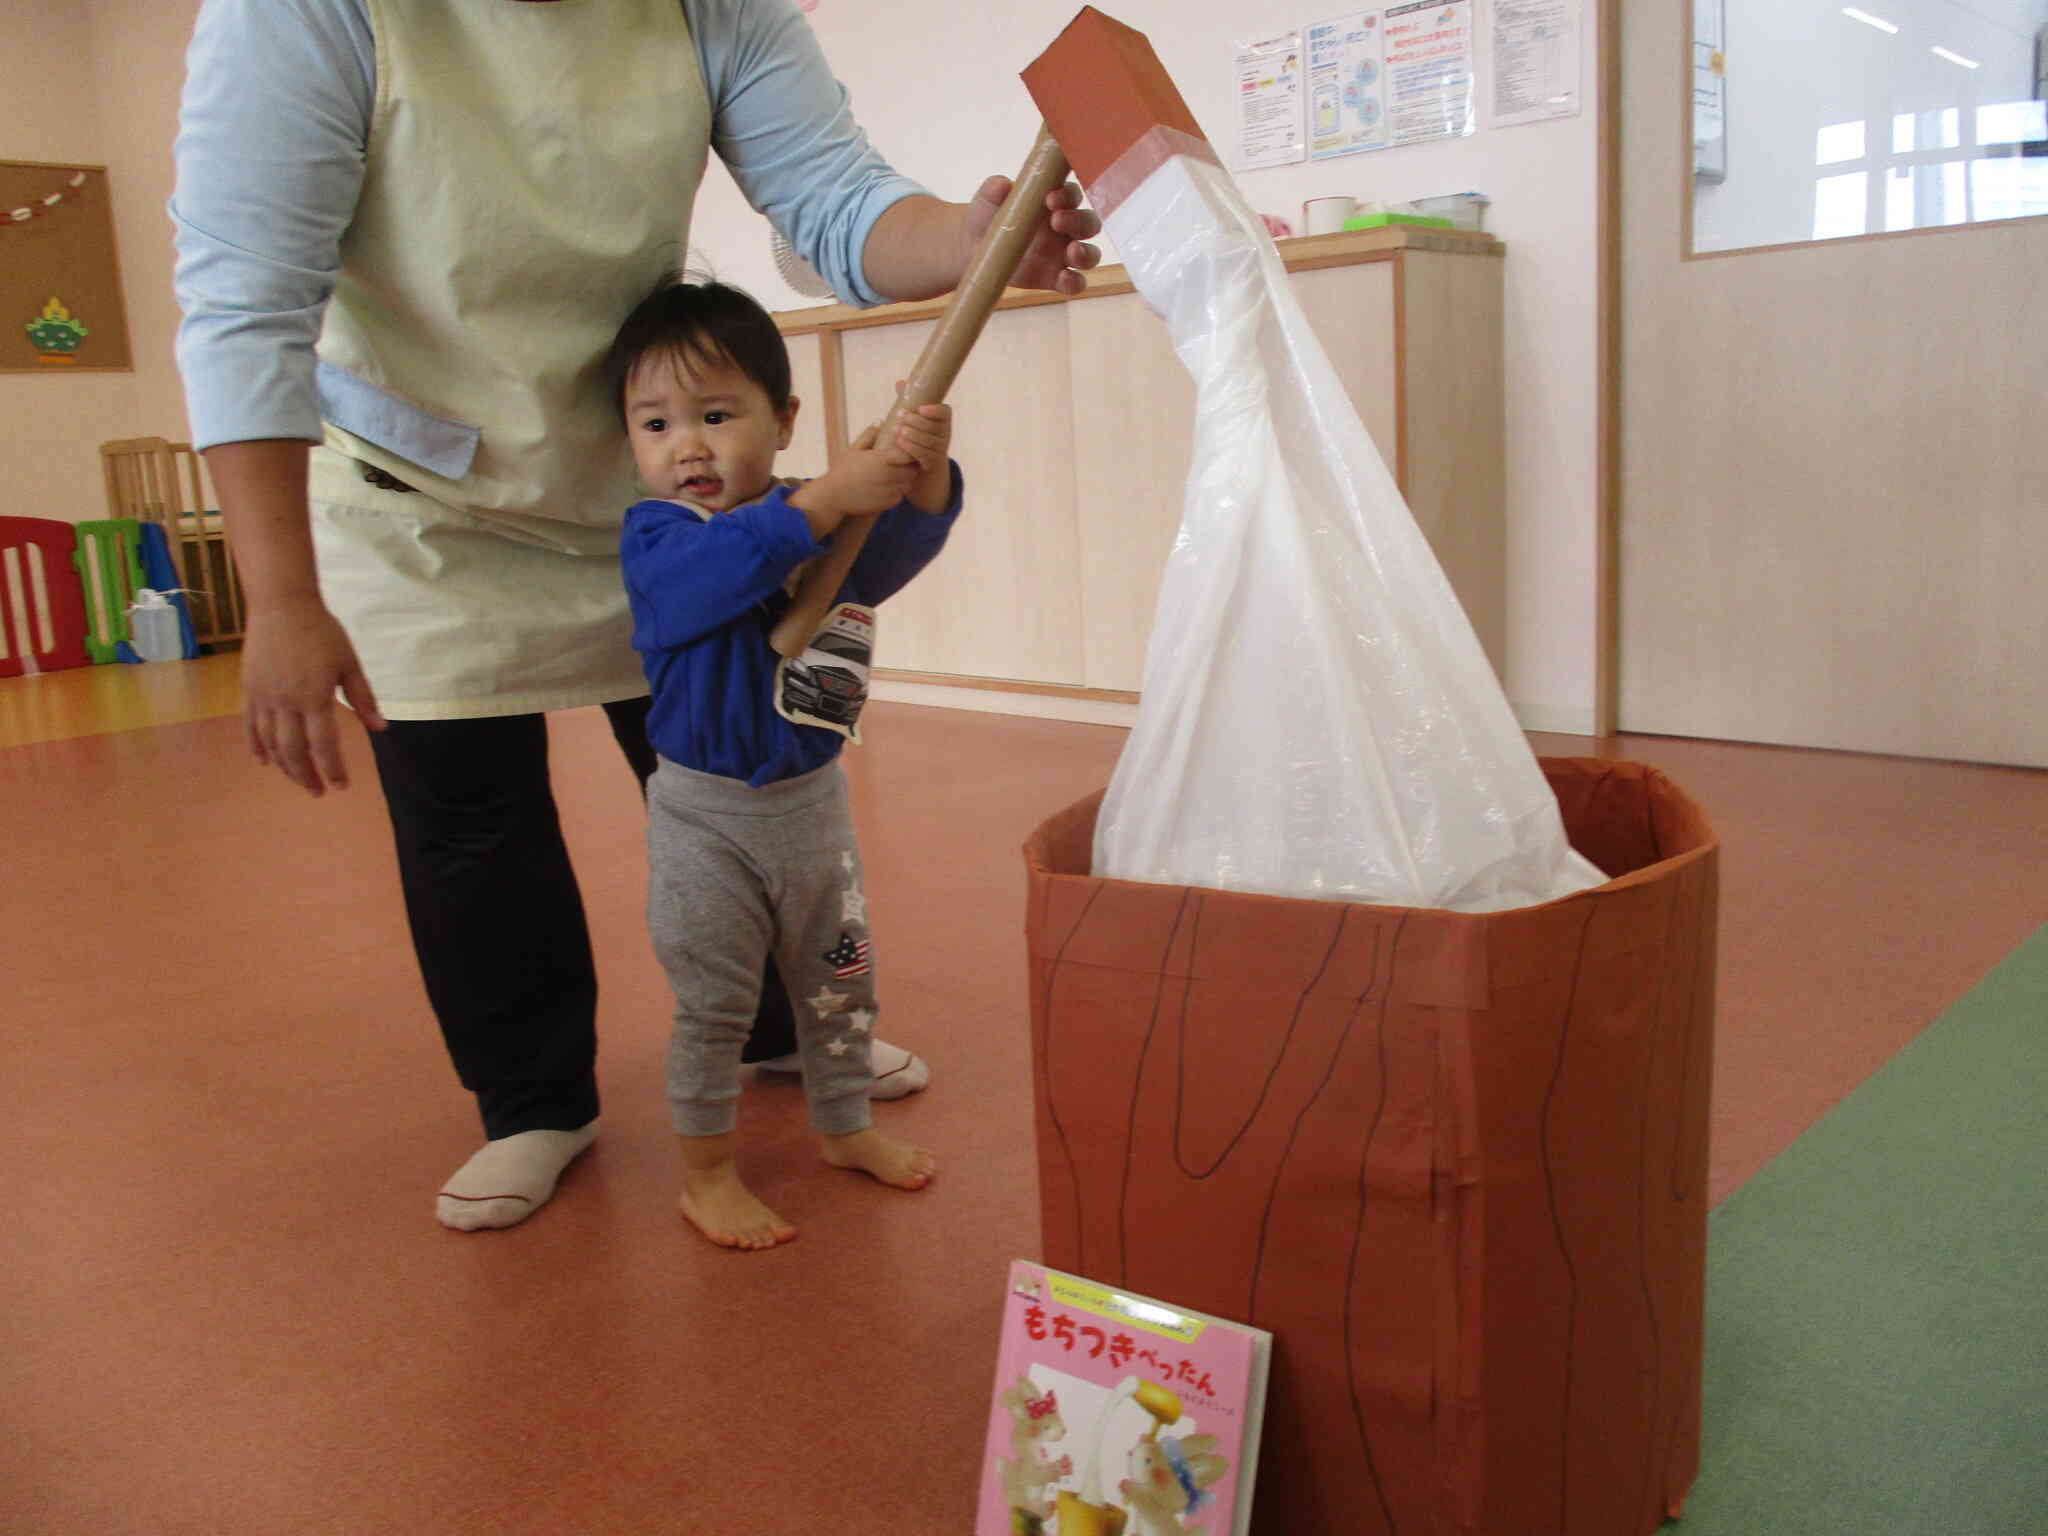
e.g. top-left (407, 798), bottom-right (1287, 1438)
top-left (976, 1260), bottom-right (1272, 1536)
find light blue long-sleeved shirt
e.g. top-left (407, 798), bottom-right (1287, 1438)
top-left (171, 0), bottom-right (925, 453)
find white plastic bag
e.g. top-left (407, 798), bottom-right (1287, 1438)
top-left (1093, 154), bottom-right (1603, 913)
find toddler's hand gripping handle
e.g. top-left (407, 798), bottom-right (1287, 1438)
top-left (768, 125), bottom-right (1074, 659)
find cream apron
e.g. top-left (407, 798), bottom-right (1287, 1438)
top-left (310, 0), bottom-right (709, 718)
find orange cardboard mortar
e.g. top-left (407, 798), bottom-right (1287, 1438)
top-left (1023, 758), bottom-right (1718, 1536)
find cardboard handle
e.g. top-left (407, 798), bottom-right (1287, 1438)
top-left (768, 126), bottom-right (1074, 659)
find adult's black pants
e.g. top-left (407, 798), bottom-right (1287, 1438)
top-left (367, 696), bottom-right (799, 1139)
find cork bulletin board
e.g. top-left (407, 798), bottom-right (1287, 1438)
top-left (2, 161), bottom-right (134, 374)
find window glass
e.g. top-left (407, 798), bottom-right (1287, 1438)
top-left (1693, 0), bottom-right (2048, 254)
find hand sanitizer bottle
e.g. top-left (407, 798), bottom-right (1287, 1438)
top-left (127, 588), bottom-right (185, 663)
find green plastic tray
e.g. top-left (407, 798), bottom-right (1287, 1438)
top-left (1340, 212), bottom-right (1456, 230)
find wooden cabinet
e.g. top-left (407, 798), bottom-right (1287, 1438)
top-left (839, 302), bottom-right (1086, 686)
top-left (774, 225), bottom-right (1505, 708)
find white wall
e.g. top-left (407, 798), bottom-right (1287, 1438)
top-left (691, 0), bottom-right (1606, 732)
top-left (89, 1), bottom-right (210, 451)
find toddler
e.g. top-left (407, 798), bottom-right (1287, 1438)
top-left (606, 278), bottom-right (956, 1249)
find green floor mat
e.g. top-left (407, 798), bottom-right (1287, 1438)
top-left (1681, 925), bottom-right (2048, 1533)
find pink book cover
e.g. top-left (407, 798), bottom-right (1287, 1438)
top-left (975, 1260), bottom-right (1271, 1536)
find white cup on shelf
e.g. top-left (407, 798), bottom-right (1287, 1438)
top-left (1301, 195), bottom-right (1356, 235)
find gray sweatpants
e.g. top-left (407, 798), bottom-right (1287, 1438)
top-left (647, 758), bottom-right (876, 1138)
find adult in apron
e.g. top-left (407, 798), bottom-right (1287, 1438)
top-left (171, 0), bottom-right (1100, 1231)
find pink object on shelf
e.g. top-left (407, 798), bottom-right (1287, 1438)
top-left (0, 516), bottom-right (93, 678)
top-left (1260, 212), bottom-right (1294, 238)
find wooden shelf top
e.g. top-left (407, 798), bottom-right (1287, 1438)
top-left (774, 223), bottom-right (1502, 333)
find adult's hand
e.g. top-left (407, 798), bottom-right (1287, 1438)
top-left (788, 422), bottom-right (919, 536)
top-left (241, 595), bottom-right (386, 796)
top-left (202, 438), bottom-right (386, 797)
top-left (862, 182), bottom-right (1102, 304)
top-left (962, 175), bottom-right (1102, 295)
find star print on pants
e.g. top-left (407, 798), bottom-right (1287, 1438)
top-left (808, 985), bottom-right (851, 1018)
top-left (842, 885), bottom-right (867, 925)
top-left (825, 1037), bottom-right (851, 1057)
top-left (823, 930), bottom-right (872, 979)
top-left (846, 1008), bottom-right (875, 1034)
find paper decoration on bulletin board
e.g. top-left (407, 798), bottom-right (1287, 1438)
top-left (1, 161), bottom-right (133, 374)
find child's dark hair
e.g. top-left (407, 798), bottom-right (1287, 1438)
top-left (603, 277), bottom-right (792, 422)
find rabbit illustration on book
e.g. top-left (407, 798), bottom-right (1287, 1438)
top-left (1119, 1431), bottom-right (1227, 1536)
top-left (996, 1375), bottom-right (1073, 1528)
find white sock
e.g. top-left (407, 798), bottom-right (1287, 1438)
top-left (435, 1122), bottom-right (597, 1232)
top-left (755, 1039), bottom-right (929, 1100)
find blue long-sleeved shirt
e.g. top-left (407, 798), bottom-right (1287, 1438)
top-left (622, 470), bottom-right (962, 786)
top-left (170, 0), bottom-right (925, 453)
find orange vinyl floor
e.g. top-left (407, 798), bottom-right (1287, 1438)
top-left (5, 654), bottom-right (2045, 1534)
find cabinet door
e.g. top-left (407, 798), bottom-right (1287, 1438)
top-left (839, 303), bottom-right (1084, 684)
top-left (817, 253), bottom-right (1469, 694)
top-left (1272, 257), bottom-right (1503, 673)
top-left (1291, 261), bottom-right (1401, 478)
top-left (1066, 261), bottom-right (1402, 693)
top-left (1390, 249), bottom-right (1506, 672)
top-left (782, 330), bottom-right (833, 479)
top-left (1065, 290), bottom-right (1191, 692)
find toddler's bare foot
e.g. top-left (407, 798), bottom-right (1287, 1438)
top-left (820, 1127), bottom-right (937, 1190)
top-left (678, 1160), bottom-right (796, 1251)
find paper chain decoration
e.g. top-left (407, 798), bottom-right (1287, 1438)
top-left (5, 170), bottom-right (89, 229)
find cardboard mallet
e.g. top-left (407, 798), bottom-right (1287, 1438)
top-left (769, 126), bottom-right (1073, 659)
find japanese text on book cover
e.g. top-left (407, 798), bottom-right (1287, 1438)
top-left (977, 1260), bottom-right (1270, 1536)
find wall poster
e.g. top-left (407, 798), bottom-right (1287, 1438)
top-left (1308, 10), bottom-right (1390, 160)
top-left (1309, 2), bottom-right (1475, 163)
top-left (1490, 0), bottom-right (1582, 127)
top-left (1235, 30), bottom-right (1308, 170)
